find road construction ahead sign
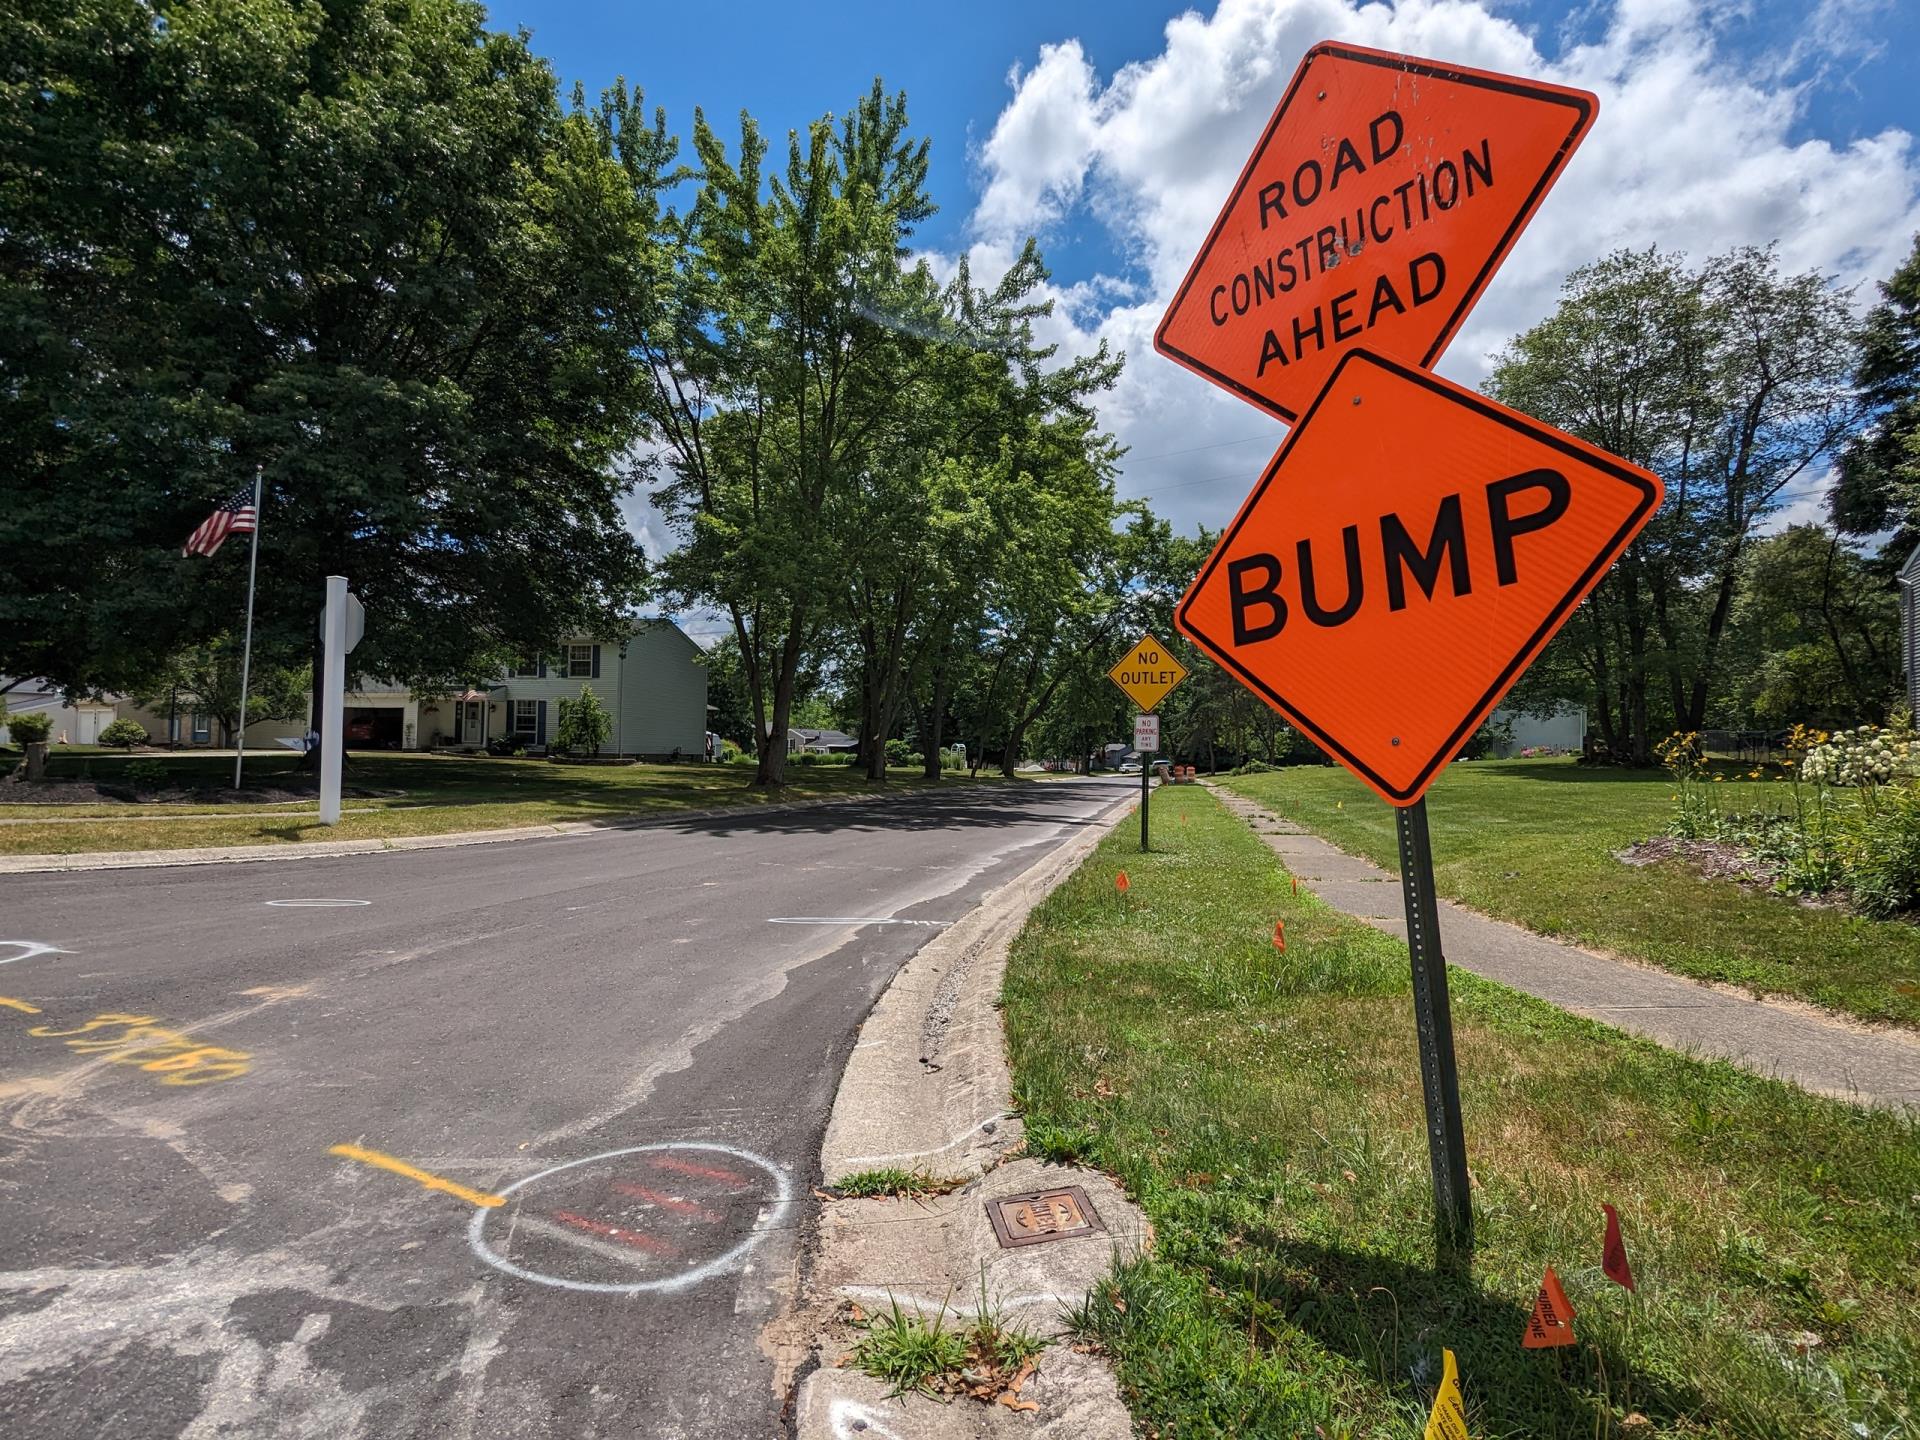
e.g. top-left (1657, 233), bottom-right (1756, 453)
top-left (1155, 42), bottom-right (1596, 423)
top-left (1175, 349), bottom-right (1661, 806)
top-left (1108, 634), bottom-right (1189, 713)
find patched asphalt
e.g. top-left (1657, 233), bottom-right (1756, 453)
top-left (0, 777), bottom-right (1131, 1439)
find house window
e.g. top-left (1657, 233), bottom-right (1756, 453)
top-left (191, 714), bottom-right (210, 742)
top-left (567, 644), bottom-right (595, 678)
top-left (508, 657), bottom-right (541, 678)
top-left (512, 700), bottom-right (538, 737)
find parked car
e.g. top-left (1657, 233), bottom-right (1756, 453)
top-left (1118, 761), bottom-right (1143, 774)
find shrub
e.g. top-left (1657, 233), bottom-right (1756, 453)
top-left (5, 710), bottom-right (53, 745)
top-left (885, 738), bottom-right (912, 766)
top-left (125, 759), bottom-right (169, 789)
top-left (97, 718), bottom-right (149, 748)
top-left (1842, 782), bottom-right (1920, 919)
top-left (553, 684), bottom-right (611, 756)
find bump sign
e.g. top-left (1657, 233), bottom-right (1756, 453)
top-left (1155, 41), bottom-right (1596, 423)
top-left (1108, 634), bottom-right (1188, 714)
top-left (1176, 349), bottom-right (1661, 807)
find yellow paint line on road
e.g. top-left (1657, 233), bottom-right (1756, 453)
top-left (0, 997), bottom-right (42, 1014)
top-left (329, 1143), bottom-right (506, 1208)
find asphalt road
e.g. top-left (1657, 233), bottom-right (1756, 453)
top-left (0, 776), bottom-right (1129, 1439)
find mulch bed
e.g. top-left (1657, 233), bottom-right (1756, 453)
top-left (0, 769), bottom-right (393, 806)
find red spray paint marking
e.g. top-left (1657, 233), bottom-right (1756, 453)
top-left (549, 1208), bottom-right (677, 1256)
top-left (649, 1153), bottom-right (752, 1187)
top-left (610, 1179), bottom-right (723, 1223)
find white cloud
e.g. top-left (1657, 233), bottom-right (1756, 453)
top-left (952, 0), bottom-right (1920, 534)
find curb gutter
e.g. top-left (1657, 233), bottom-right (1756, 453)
top-left (0, 778), bottom-right (1065, 876)
top-left (781, 791), bottom-right (1147, 1439)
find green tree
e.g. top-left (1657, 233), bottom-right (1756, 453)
top-left (1832, 233), bottom-right (1920, 544)
top-left (1, 0), bottom-right (653, 737)
top-left (1721, 524), bottom-right (1899, 727)
top-left (554, 684), bottom-right (612, 756)
top-left (130, 637), bottom-right (307, 749)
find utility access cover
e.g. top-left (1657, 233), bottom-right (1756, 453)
top-left (986, 1186), bottom-right (1104, 1249)
top-left (1175, 349), bottom-right (1662, 806)
top-left (1155, 42), bottom-right (1595, 423)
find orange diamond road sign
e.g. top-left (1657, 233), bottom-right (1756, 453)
top-left (1108, 633), bottom-right (1189, 713)
top-left (1155, 42), bottom-right (1596, 423)
top-left (1175, 349), bottom-right (1662, 806)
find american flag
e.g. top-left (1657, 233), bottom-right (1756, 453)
top-left (182, 484), bottom-right (259, 558)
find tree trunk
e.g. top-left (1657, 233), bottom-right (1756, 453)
top-left (756, 608), bottom-right (806, 788)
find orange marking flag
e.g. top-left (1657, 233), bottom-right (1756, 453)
top-left (1601, 1202), bottom-right (1636, 1291)
top-left (1156, 42), bottom-right (1596, 423)
top-left (1423, 1347), bottom-right (1470, 1440)
top-left (1272, 920), bottom-right (1287, 952)
top-left (1115, 871), bottom-right (1130, 894)
top-left (1522, 1264), bottom-right (1577, 1348)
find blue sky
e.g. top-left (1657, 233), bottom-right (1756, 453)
top-left (491, 0), bottom-right (1916, 294)
top-left (487, 0), bottom-right (1920, 575)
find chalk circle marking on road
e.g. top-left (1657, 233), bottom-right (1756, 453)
top-left (766, 917), bottom-right (951, 928)
top-left (469, 1141), bottom-right (791, 1295)
top-left (264, 898), bottom-right (372, 908)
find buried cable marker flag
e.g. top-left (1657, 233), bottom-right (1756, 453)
top-left (1423, 1347), bottom-right (1470, 1440)
top-left (1273, 919), bottom-right (1287, 952)
top-left (1602, 1202), bottom-right (1636, 1291)
top-left (1522, 1264), bottom-right (1577, 1349)
top-left (1115, 872), bottom-right (1130, 894)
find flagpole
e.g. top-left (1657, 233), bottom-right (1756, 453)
top-left (232, 465), bottom-right (263, 791)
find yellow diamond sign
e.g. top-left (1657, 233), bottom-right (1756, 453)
top-left (1108, 633), bottom-right (1190, 713)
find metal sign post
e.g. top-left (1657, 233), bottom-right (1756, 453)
top-left (1133, 713), bottom-right (1160, 852)
top-left (1395, 798), bottom-right (1471, 1268)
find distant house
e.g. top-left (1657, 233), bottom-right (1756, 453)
top-left (120, 620), bottom-right (709, 758)
top-left (785, 727), bottom-right (858, 755)
top-left (0, 679), bottom-right (120, 745)
top-left (1901, 541), bottom-right (1920, 715)
top-left (1489, 703), bottom-right (1586, 756)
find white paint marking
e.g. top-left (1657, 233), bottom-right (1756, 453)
top-left (836, 1284), bottom-right (1079, 1318)
top-left (0, 941), bottom-right (67, 967)
top-left (469, 1142), bottom-right (790, 1296)
top-left (766, 917), bottom-right (951, 928)
top-left (264, 899), bottom-right (371, 908)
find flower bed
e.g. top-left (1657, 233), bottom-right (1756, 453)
top-left (1648, 725), bottom-right (1920, 917)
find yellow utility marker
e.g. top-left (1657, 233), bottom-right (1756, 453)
top-left (0, 997), bottom-right (42, 1014)
top-left (329, 1143), bottom-right (506, 1208)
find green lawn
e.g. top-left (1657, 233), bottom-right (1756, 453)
top-left (0, 750), bottom-right (1006, 855)
top-left (1218, 758), bottom-right (1920, 1030)
top-left (1004, 784), bottom-right (1920, 1440)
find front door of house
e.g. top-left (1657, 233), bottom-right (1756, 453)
top-left (461, 700), bottom-right (485, 747)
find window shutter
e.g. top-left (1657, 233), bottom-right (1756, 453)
top-left (591, 645), bottom-right (601, 679)
top-left (538, 655), bottom-right (548, 679)
top-left (536, 700), bottom-right (548, 745)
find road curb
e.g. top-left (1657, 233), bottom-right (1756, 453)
top-left (785, 789), bottom-right (1146, 1439)
top-left (0, 778), bottom-right (1062, 875)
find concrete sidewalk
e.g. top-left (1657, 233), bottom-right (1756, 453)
top-left (1212, 786), bottom-right (1920, 1112)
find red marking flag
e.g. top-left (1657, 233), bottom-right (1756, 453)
top-left (1601, 1203), bottom-right (1636, 1291)
top-left (182, 484), bottom-right (259, 558)
top-left (1115, 871), bottom-right (1131, 894)
top-left (1522, 1264), bottom-right (1577, 1348)
top-left (1273, 919), bottom-right (1287, 952)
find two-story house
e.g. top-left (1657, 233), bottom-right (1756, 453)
top-left (119, 620), bottom-right (709, 759)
